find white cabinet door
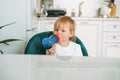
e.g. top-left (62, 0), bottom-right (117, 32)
top-left (38, 20), bottom-right (56, 33)
top-left (75, 20), bottom-right (102, 57)
top-left (103, 43), bottom-right (120, 57)
top-left (102, 20), bottom-right (120, 57)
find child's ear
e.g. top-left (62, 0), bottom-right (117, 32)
top-left (70, 31), bottom-right (74, 37)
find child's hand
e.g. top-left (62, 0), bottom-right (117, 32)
top-left (48, 44), bottom-right (56, 55)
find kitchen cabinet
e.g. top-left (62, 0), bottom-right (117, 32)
top-left (102, 21), bottom-right (120, 57)
top-left (102, 43), bottom-right (120, 57)
top-left (75, 20), bottom-right (102, 57)
top-left (38, 19), bottom-right (56, 33)
top-left (37, 18), bottom-right (120, 57)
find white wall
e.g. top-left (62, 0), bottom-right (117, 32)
top-left (0, 0), bottom-right (28, 54)
top-left (36, 0), bottom-right (103, 17)
top-left (116, 0), bottom-right (120, 17)
top-left (36, 0), bottom-right (120, 17)
top-left (54, 0), bottom-right (103, 17)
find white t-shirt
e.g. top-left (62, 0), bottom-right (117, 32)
top-left (46, 41), bottom-right (83, 56)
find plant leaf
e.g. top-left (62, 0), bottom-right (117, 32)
top-left (0, 22), bottom-right (16, 29)
top-left (0, 39), bottom-right (22, 45)
top-left (0, 50), bottom-right (3, 54)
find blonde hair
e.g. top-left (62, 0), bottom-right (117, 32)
top-left (54, 16), bottom-right (76, 42)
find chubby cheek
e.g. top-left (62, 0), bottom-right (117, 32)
top-left (58, 34), bottom-right (69, 42)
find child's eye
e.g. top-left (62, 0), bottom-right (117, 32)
top-left (62, 30), bottom-right (65, 32)
top-left (54, 29), bottom-right (58, 31)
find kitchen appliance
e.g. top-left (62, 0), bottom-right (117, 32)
top-left (47, 9), bottom-right (66, 17)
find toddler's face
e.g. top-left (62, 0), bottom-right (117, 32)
top-left (54, 23), bottom-right (73, 44)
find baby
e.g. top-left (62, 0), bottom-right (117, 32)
top-left (46, 16), bottom-right (82, 56)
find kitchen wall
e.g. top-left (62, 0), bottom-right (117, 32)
top-left (34, 0), bottom-right (120, 18)
top-left (116, 0), bottom-right (120, 17)
top-left (0, 0), bottom-right (28, 54)
top-left (55, 0), bottom-right (120, 17)
top-left (54, 0), bottom-right (103, 17)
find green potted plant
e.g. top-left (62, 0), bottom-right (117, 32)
top-left (0, 22), bottom-right (21, 54)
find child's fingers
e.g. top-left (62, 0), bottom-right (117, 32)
top-left (48, 44), bottom-right (56, 55)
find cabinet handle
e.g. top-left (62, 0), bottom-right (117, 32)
top-left (26, 27), bottom-right (37, 32)
top-left (111, 44), bottom-right (119, 47)
top-left (114, 25), bottom-right (117, 28)
top-left (113, 36), bottom-right (116, 39)
top-left (80, 22), bottom-right (88, 24)
top-left (76, 22), bottom-right (88, 24)
top-left (48, 22), bottom-right (54, 24)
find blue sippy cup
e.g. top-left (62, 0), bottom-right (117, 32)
top-left (42, 34), bottom-right (59, 49)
